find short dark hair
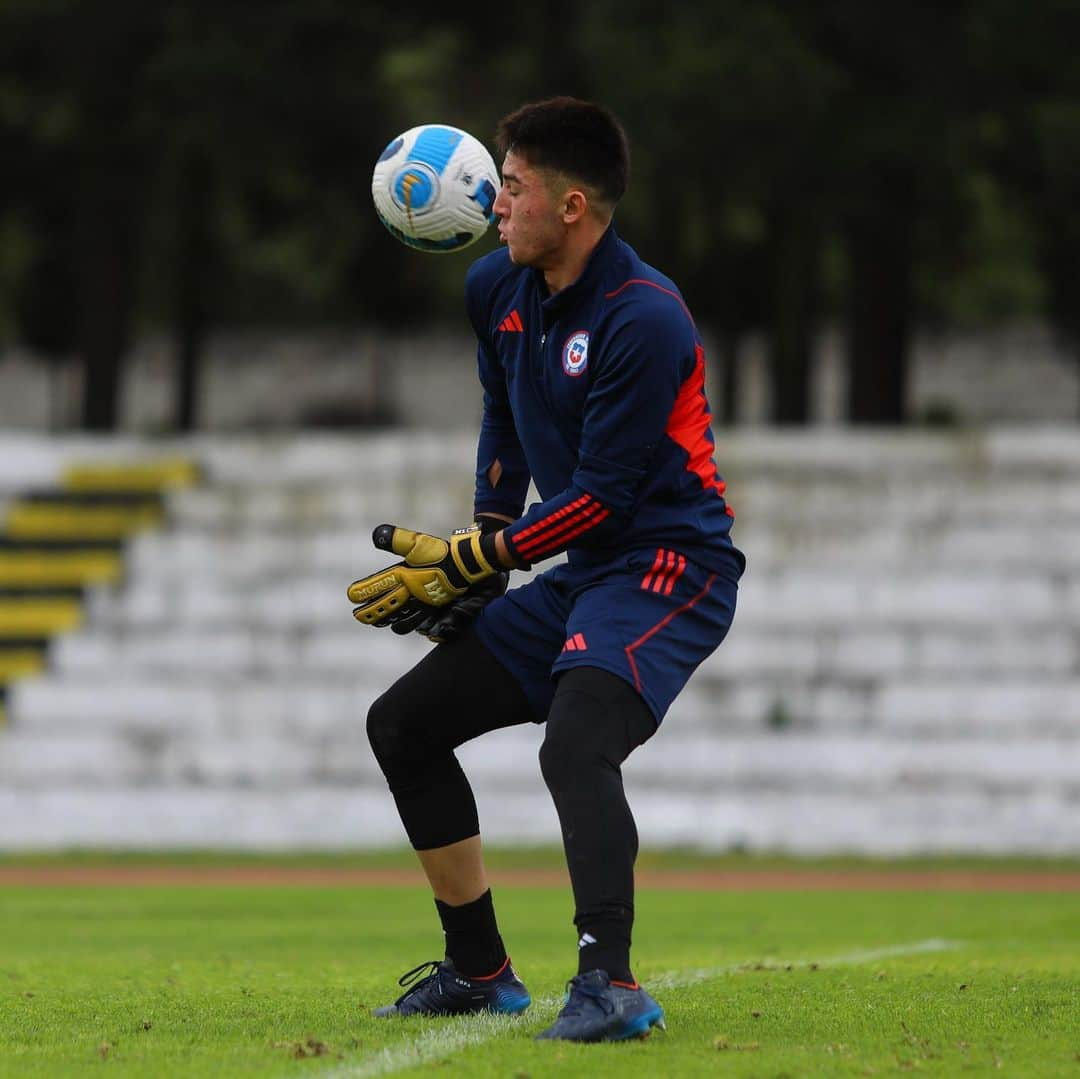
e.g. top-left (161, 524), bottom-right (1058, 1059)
top-left (495, 97), bottom-right (630, 208)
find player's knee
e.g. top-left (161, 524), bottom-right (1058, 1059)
top-left (539, 700), bottom-right (616, 794)
top-left (538, 721), bottom-right (579, 793)
top-left (366, 687), bottom-right (414, 775)
top-left (540, 668), bottom-right (656, 793)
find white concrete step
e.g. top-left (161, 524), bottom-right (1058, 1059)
top-left (131, 520), bottom-right (1072, 575)
top-left (735, 572), bottom-right (1074, 625)
top-left (160, 481), bottom-right (1080, 532)
top-left (0, 729), bottom-right (384, 787)
top-left (0, 784), bottom-right (1075, 853)
top-left (163, 482), bottom-right (472, 532)
top-left (4, 427), bottom-right (1080, 490)
top-left (735, 525), bottom-right (1078, 571)
top-left (51, 625), bottom-right (430, 677)
top-left (712, 625), bottom-right (1077, 678)
top-left (675, 677), bottom-right (1080, 736)
top-left (13, 673), bottom-right (1080, 738)
top-left (82, 570), bottom-right (1075, 630)
top-left (49, 624), bottom-right (1077, 680)
top-left (2, 727), bottom-right (1073, 795)
top-left (734, 477), bottom-right (1080, 521)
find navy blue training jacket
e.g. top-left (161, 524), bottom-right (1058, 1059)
top-left (466, 225), bottom-right (744, 576)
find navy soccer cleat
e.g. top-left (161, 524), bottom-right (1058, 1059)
top-left (536, 969), bottom-right (666, 1042)
top-left (372, 957), bottom-right (531, 1018)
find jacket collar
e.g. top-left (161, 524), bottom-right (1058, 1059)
top-left (535, 224), bottom-right (619, 325)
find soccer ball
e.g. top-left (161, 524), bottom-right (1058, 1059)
top-left (372, 124), bottom-right (500, 253)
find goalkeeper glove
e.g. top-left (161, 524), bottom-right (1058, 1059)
top-left (401, 570), bottom-right (509, 642)
top-left (390, 516), bottom-right (510, 640)
top-left (348, 522), bottom-right (500, 626)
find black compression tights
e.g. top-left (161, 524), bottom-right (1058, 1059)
top-left (366, 631), bottom-right (657, 980)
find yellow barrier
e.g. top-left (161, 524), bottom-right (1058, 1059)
top-left (0, 551), bottom-right (122, 587)
top-left (0, 598), bottom-right (83, 637)
top-left (5, 504), bottom-right (163, 541)
top-left (0, 649), bottom-right (45, 684)
top-left (63, 459), bottom-right (199, 492)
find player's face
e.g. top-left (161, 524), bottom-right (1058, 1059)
top-left (493, 151), bottom-right (568, 269)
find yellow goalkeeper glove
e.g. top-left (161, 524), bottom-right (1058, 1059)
top-left (347, 523), bottom-right (499, 626)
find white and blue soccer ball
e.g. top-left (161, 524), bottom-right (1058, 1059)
top-left (372, 124), bottom-right (499, 253)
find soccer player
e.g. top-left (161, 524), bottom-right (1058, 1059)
top-left (349, 97), bottom-right (744, 1042)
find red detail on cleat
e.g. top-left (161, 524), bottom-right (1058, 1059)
top-left (468, 956), bottom-right (512, 981)
top-left (610, 979), bottom-right (640, 990)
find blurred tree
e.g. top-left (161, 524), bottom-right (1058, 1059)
top-left (1, 7), bottom-right (80, 359)
top-left (812, 2), bottom-right (979, 425)
top-left (2, 1), bottom-right (159, 430)
top-left (976, 0), bottom-right (1080, 414)
top-left (1, 0), bottom-right (1074, 431)
top-left (583, 1), bottom-right (838, 424)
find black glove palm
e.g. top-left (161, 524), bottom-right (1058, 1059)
top-left (396, 570), bottom-right (510, 642)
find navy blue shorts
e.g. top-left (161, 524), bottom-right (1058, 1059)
top-left (474, 546), bottom-right (740, 723)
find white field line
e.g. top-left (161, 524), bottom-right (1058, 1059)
top-left (327, 938), bottom-right (959, 1078)
top-left (647, 936), bottom-right (957, 992)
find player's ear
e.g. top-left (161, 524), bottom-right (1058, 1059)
top-left (562, 188), bottom-right (588, 224)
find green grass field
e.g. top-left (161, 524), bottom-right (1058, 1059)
top-left (1, 856), bottom-right (1077, 1076)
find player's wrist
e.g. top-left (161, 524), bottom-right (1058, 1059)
top-left (479, 530), bottom-right (503, 569)
top-left (482, 529), bottom-right (529, 570)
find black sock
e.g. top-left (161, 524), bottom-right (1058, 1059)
top-left (577, 913), bottom-right (634, 984)
top-left (434, 889), bottom-right (507, 977)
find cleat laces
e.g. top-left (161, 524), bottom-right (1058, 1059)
top-left (392, 960), bottom-right (442, 1004)
top-left (558, 974), bottom-right (616, 1018)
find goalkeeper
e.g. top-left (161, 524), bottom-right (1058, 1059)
top-left (348, 97), bottom-right (744, 1043)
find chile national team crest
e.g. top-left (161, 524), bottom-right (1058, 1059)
top-left (562, 331), bottom-right (590, 377)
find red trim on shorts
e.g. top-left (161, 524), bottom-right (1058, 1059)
top-left (641, 548), bottom-right (666, 591)
top-left (624, 574), bottom-right (718, 694)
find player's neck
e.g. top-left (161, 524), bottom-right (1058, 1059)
top-left (543, 219), bottom-right (608, 295)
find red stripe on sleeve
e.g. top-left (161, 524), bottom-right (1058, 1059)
top-left (511, 494), bottom-right (594, 543)
top-left (519, 507), bottom-right (611, 558)
top-left (515, 501), bottom-right (608, 557)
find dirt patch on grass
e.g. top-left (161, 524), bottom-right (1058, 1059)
top-left (2, 865), bottom-right (1079, 891)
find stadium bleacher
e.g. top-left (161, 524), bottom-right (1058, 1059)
top-left (1, 429), bottom-right (1077, 852)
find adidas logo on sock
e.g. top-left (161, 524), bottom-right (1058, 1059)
top-left (578, 932), bottom-right (597, 949)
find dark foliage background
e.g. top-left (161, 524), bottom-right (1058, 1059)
top-left (1, 1), bottom-right (1078, 428)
